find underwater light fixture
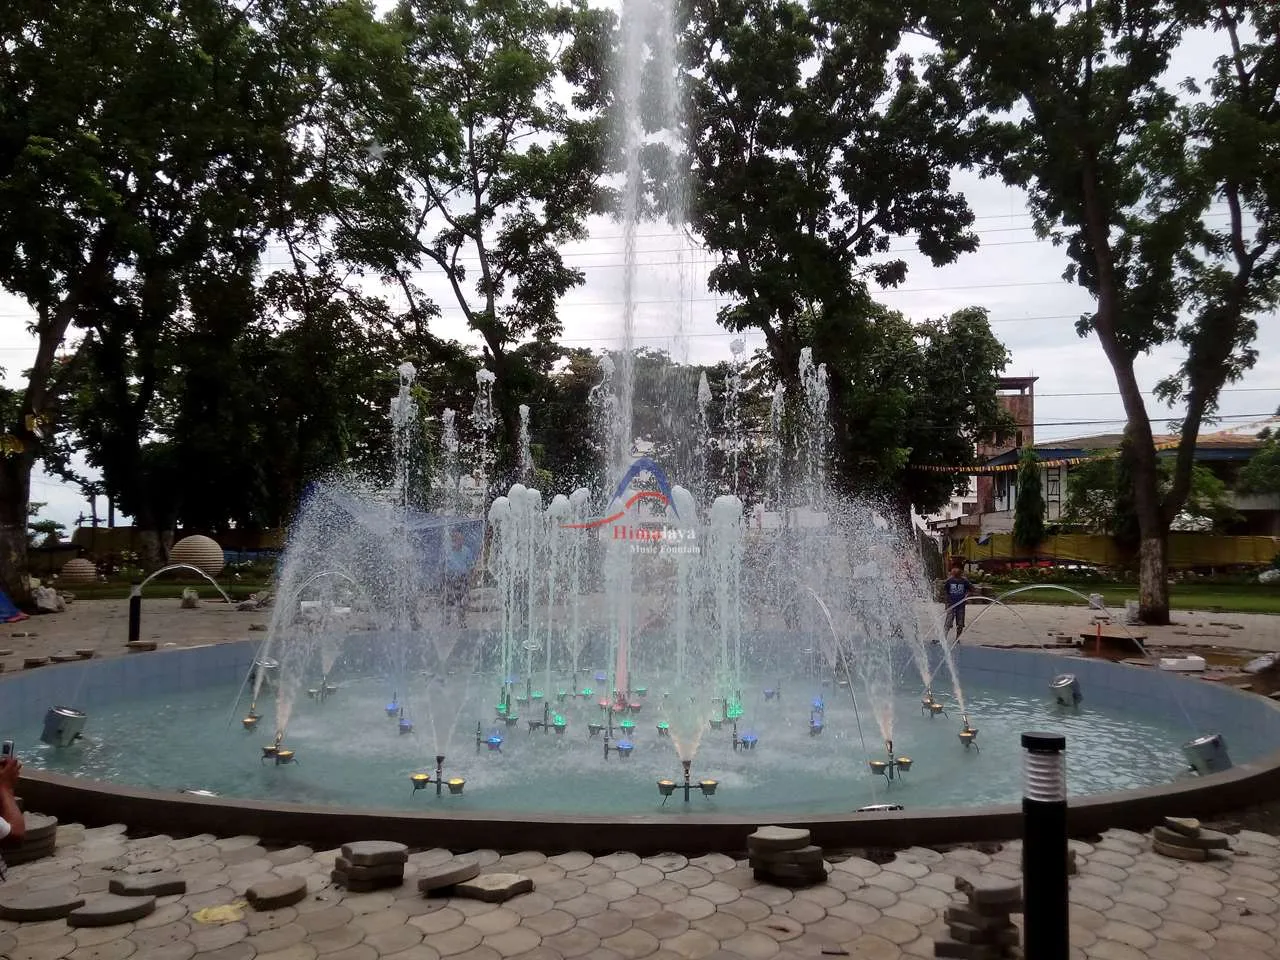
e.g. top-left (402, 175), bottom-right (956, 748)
top-left (959, 715), bottom-right (980, 752)
top-left (411, 755), bottom-right (464, 796)
top-left (868, 740), bottom-right (911, 782)
top-left (658, 759), bottom-right (721, 805)
top-left (1050, 674), bottom-right (1082, 707)
top-left (1182, 733), bottom-right (1232, 775)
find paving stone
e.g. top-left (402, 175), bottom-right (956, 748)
top-left (747, 827), bottom-right (811, 854)
top-left (522, 908), bottom-right (576, 937)
top-left (364, 924), bottom-right (424, 955)
top-left (334, 857), bottom-right (405, 881)
top-left (0, 889), bottom-right (86, 922)
top-left (484, 926), bottom-right (543, 957)
top-left (580, 908), bottom-right (633, 939)
top-left (668, 866), bottom-right (713, 890)
top-left (549, 852), bottom-right (595, 871)
top-left (107, 875), bottom-right (186, 898)
top-left (643, 854), bottom-right (687, 874)
top-left (598, 853), bottom-right (642, 872)
top-left (340, 841), bottom-right (408, 867)
top-left (67, 895), bottom-right (156, 927)
top-left (245, 875), bottom-right (308, 910)
top-left (456, 874), bottom-right (535, 904)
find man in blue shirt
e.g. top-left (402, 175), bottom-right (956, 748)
top-left (443, 528), bottom-right (475, 627)
top-left (942, 562), bottom-right (973, 642)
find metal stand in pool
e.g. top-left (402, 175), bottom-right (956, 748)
top-left (922, 690), bottom-right (948, 718)
top-left (657, 759), bottom-right (720, 805)
top-left (731, 720), bottom-right (758, 752)
top-left (411, 754), bottom-right (466, 797)
top-left (809, 698), bottom-right (825, 737)
top-left (868, 740), bottom-right (913, 782)
top-left (261, 733), bottom-right (297, 766)
top-left (959, 715), bottom-right (980, 753)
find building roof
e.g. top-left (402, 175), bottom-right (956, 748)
top-left (982, 430), bottom-right (1265, 467)
top-left (997, 376), bottom-right (1038, 391)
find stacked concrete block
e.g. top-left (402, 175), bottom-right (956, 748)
top-left (332, 840), bottom-right (408, 891)
top-left (1152, 816), bottom-right (1232, 862)
top-left (935, 875), bottom-right (1023, 960)
top-left (747, 825), bottom-right (826, 887)
top-left (1, 811), bottom-right (57, 865)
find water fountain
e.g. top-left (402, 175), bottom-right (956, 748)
top-left (10, 0), bottom-right (1269, 839)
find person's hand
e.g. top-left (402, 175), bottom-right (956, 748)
top-left (0, 756), bottom-right (21, 789)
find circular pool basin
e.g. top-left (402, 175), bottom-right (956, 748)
top-left (6, 640), bottom-right (1280, 853)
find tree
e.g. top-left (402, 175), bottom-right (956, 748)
top-left (755, 300), bottom-right (1013, 515)
top-left (329, 0), bottom-right (613, 487)
top-left (0, 0), bottom-right (380, 578)
top-left (26, 503), bottom-right (65, 548)
top-left (1013, 447), bottom-right (1045, 551)
top-left (680, 0), bottom-right (983, 440)
top-left (1237, 433), bottom-right (1280, 496)
top-left (925, 1), bottom-right (1280, 623)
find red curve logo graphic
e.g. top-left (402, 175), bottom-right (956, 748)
top-left (561, 490), bottom-right (671, 530)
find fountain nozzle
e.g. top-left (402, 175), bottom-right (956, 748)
top-left (959, 715), bottom-right (980, 752)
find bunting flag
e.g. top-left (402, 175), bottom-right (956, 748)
top-left (911, 440), bottom-right (1181, 475)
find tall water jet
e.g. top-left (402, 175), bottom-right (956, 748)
top-left (798, 347), bottom-right (830, 512)
top-left (768, 383), bottom-right (786, 509)
top-left (471, 369), bottom-right (497, 502)
top-left (696, 372), bottom-right (712, 501)
top-left (518, 404), bottom-right (534, 481)
top-left (437, 408), bottom-right (461, 514)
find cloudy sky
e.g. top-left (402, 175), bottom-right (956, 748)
top-left (2, 14), bottom-right (1276, 531)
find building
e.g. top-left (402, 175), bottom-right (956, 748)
top-left (923, 376), bottom-right (1037, 536)
top-left (977, 429), bottom-right (1279, 535)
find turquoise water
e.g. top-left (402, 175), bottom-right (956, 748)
top-left (20, 671), bottom-right (1201, 816)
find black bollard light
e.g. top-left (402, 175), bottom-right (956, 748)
top-left (1021, 732), bottom-right (1068, 960)
top-left (127, 581), bottom-right (142, 645)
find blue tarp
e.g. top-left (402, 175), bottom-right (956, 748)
top-left (0, 588), bottom-right (28, 623)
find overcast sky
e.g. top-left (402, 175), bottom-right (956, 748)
top-left (2, 14), bottom-right (1276, 531)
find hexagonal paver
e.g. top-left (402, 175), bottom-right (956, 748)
top-left (68, 895), bottom-right (157, 927)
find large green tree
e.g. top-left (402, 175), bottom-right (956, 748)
top-left (0, 0), bottom-right (304, 591)
top-left (328, 0), bottom-right (614, 490)
top-left (925, 0), bottom-right (1280, 622)
top-left (680, 0), bottom-right (983, 416)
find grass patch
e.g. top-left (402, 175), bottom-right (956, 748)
top-left (59, 581), bottom-right (270, 601)
top-left (989, 580), bottom-right (1280, 615)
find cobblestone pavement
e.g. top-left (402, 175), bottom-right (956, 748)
top-left (5, 596), bottom-right (1280, 676)
top-left (2, 823), bottom-right (1278, 960)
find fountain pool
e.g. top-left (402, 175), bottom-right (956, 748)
top-left (15, 647), bottom-right (1278, 817)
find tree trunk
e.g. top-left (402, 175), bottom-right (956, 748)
top-left (1138, 535), bottom-right (1169, 623)
top-left (0, 452), bottom-right (34, 606)
top-left (133, 503), bottom-right (172, 571)
top-left (1079, 161), bottom-right (1171, 624)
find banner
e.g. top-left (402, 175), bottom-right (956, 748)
top-left (912, 440), bottom-right (1180, 475)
